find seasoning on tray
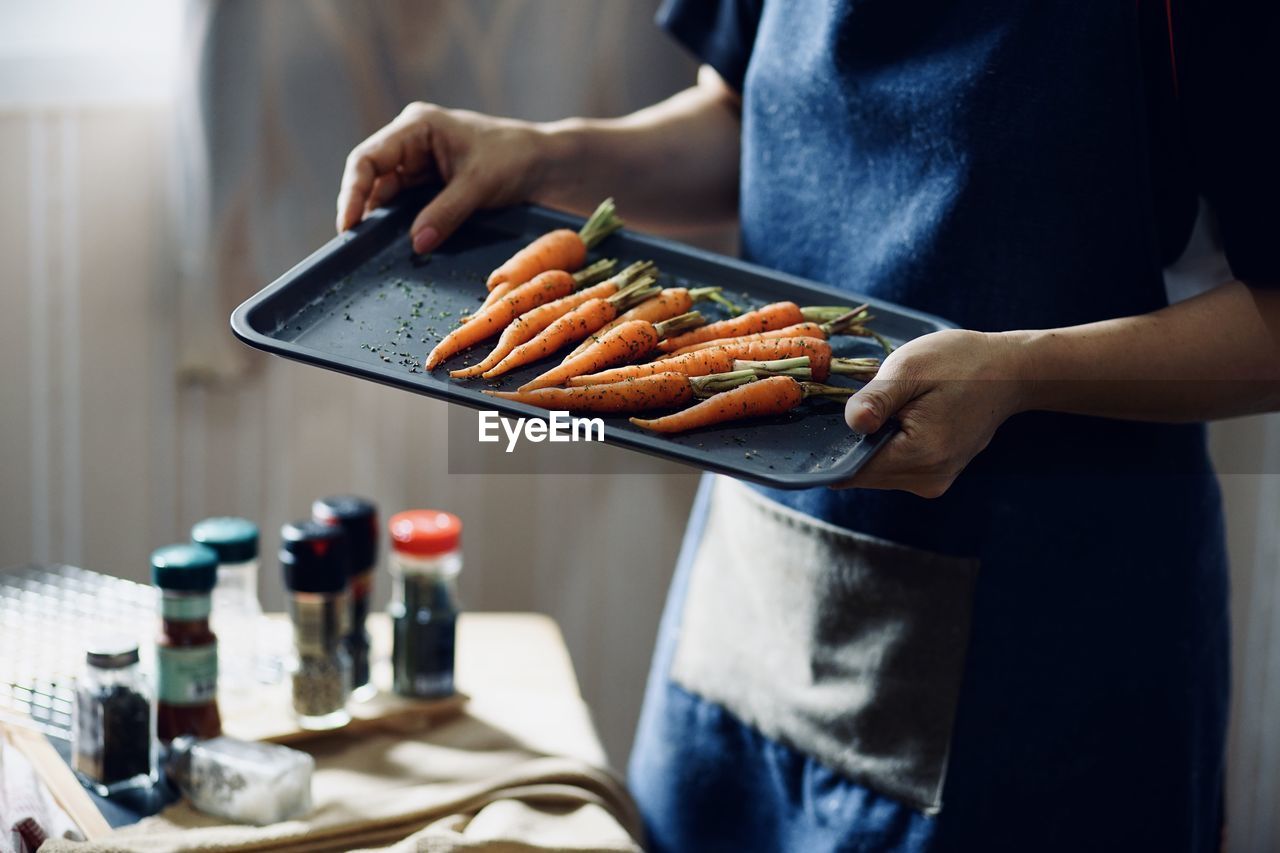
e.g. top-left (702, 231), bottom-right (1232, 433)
top-left (191, 516), bottom-right (271, 690)
top-left (388, 510), bottom-right (462, 699)
top-left (166, 735), bottom-right (314, 826)
top-left (280, 520), bottom-right (352, 729)
top-left (152, 544), bottom-right (222, 742)
top-left (311, 496), bottom-right (378, 702)
top-left (71, 637), bottom-right (155, 794)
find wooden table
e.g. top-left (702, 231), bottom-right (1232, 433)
top-left (7, 612), bottom-right (593, 841)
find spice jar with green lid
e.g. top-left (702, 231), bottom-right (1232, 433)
top-left (191, 517), bottom-right (267, 690)
top-left (152, 543), bottom-right (222, 743)
top-left (280, 520), bottom-right (352, 730)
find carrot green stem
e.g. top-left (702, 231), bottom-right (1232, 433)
top-left (732, 356), bottom-right (813, 378)
top-left (819, 305), bottom-right (872, 335)
top-left (868, 330), bottom-right (896, 355)
top-left (654, 311), bottom-right (705, 339)
top-left (607, 277), bottom-right (661, 311)
top-left (800, 382), bottom-right (857, 400)
top-left (801, 305), bottom-right (864, 323)
top-left (571, 258), bottom-right (617, 285)
top-left (690, 286), bottom-right (742, 315)
top-left (830, 357), bottom-right (881, 379)
top-left (689, 369), bottom-right (760, 397)
top-left (577, 198), bottom-right (625, 249)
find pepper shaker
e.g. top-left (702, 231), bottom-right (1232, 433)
top-left (311, 496), bottom-right (378, 702)
top-left (388, 510), bottom-right (462, 699)
top-left (280, 520), bottom-right (352, 730)
top-left (72, 637), bottom-right (156, 795)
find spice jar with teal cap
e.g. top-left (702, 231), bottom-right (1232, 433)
top-left (151, 543), bottom-right (222, 742)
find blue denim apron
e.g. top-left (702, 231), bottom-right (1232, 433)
top-left (629, 2), bottom-right (1231, 851)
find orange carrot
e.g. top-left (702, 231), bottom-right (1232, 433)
top-left (517, 312), bottom-right (705, 392)
top-left (481, 275), bottom-right (662, 379)
top-left (449, 260), bottom-right (643, 378)
top-left (475, 280), bottom-right (517, 314)
top-left (484, 372), bottom-right (696, 413)
top-left (629, 376), bottom-right (854, 434)
top-left (425, 270), bottom-right (576, 369)
top-left (486, 198), bottom-right (623, 291)
top-left (658, 323), bottom-right (826, 358)
top-left (565, 286), bottom-right (734, 359)
top-left (486, 368), bottom-right (762, 414)
top-left (656, 306), bottom-right (874, 358)
top-left (656, 302), bottom-right (805, 353)
top-left (572, 338), bottom-right (837, 385)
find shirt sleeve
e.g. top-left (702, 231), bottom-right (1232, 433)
top-left (656, 0), bottom-right (765, 93)
top-left (1176, 1), bottom-right (1280, 286)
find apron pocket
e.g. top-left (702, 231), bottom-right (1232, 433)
top-left (670, 476), bottom-right (978, 814)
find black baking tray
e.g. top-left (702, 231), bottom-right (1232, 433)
top-left (231, 186), bottom-right (953, 489)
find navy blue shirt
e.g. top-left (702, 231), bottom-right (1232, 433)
top-left (627, 2), bottom-right (1277, 851)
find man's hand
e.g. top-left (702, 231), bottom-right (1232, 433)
top-left (838, 329), bottom-right (1030, 498)
top-left (336, 103), bottom-right (552, 253)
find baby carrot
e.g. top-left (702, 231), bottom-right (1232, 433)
top-left (565, 286), bottom-right (735, 359)
top-left (629, 376), bottom-right (854, 434)
top-left (657, 306), bottom-right (874, 358)
top-left (486, 198), bottom-right (623, 291)
top-left (481, 276), bottom-right (661, 378)
top-left (518, 312), bottom-right (705, 392)
top-left (486, 368), bottom-right (761, 414)
top-left (426, 270), bottom-right (575, 369)
top-left (485, 372), bottom-right (696, 413)
top-left (572, 338), bottom-right (837, 385)
top-left (449, 260), bottom-right (643, 378)
top-left (655, 302), bottom-right (806, 353)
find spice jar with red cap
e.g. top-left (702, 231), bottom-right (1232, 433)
top-left (387, 510), bottom-right (462, 699)
top-left (280, 520), bottom-right (352, 730)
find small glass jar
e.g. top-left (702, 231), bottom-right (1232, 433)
top-left (72, 638), bottom-right (156, 795)
top-left (388, 510), bottom-right (462, 699)
top-left (192, 517), bottom-right (271, 689)
top-left (312, 496), bottom-right (379, 702)
top-left (152, 543), bottom-right (222, 743)
top-left (280, 520), bottom-right (352, 730)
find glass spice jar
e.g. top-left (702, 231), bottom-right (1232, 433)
top-left (191, 517), bottom-right (268, 690)
top-left (72, 637), bottom-right (156, 795)
top-left (280, 520), bottom-right (352, 730)
top-left (152, 543), bottom-right (222, 743)
top-left (388, 510), bottom-right (462, 699)
top-left (311, 496), bottom-right (378, 702)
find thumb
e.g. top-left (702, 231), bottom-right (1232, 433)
top-left (409, 177), bottom-right (486, 254)
top-left (846, 371), bottom-right (917, 435)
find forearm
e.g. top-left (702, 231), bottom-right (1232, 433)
top-left (530, 66), bottom-right (741, 231)
top-left (1011, 281), bottom-right (1280, 421)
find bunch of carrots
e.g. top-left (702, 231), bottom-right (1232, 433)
top-left (423, 200), bottom-right (890, 434)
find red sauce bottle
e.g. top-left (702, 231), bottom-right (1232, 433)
top-left (151, 544), bottom-right (222, 742)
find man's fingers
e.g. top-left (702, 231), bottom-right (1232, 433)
top-left (408, 177), bottom-right (485, 254)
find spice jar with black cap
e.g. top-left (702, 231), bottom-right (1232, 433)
top-left (72, 636), bottom-right (155, 794)
top-left (280, 520), bottom-right (352, 730)
top-left (311, 495), bottom-right (378, 702)
top-left (153, 543), bottom-right (222, 742)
